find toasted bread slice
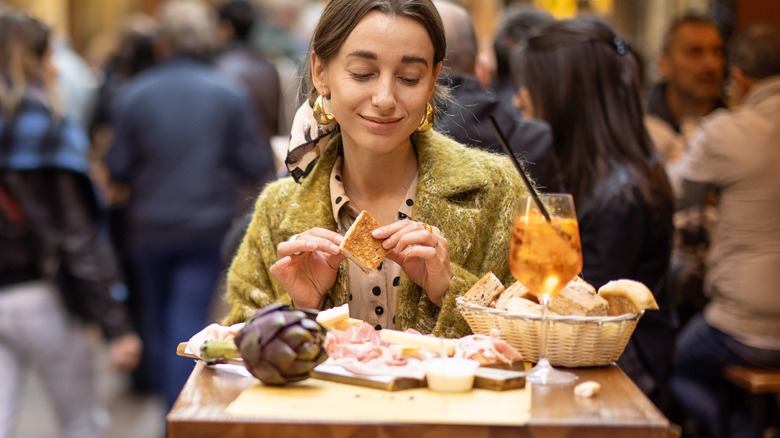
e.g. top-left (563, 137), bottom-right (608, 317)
top-left (340, 210), bottom-right (389, 273)
top-left (598, 279), bottom-right (659, 315)
top-left (463, 272), bottom-right (505, 306)
top-left (549, 276), bottom-right (608, 316)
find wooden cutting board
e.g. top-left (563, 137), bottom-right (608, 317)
top-left (224, 377), bottom-right (532, 426)
top-left (176, 342), bottom-right (526, 391)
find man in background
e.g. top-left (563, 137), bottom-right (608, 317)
top-left (669, 23), bottom-right (780, 437)
top-left (646, 13), bottom-right (725, 165)
top-left (645, 13), bottom-right (726, 329)
top-left (433, 0), bottom-right (562, 192)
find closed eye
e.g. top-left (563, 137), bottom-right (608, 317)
top-left (350, 72), bottom-right (373, 81)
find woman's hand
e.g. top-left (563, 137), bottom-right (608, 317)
top-left (373, 219), bottom-right (451, 306)
top-left (270, 227), bottom-right (345, 309)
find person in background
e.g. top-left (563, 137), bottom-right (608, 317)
top-left (88, 12), bottom-right (158, 394)
top-left (0, 12), bottom-right (140, 438)
top-left (646, 13), bottom-right (726, 332)
top-left (90, 13), bottom-right (158, 162)
top-left (646, 13), bottom-right (725, 164)
top-left (491, 4), bottom-right (553, 116)
top-left (433, 0), bottom-right (562, 192)
top-left (106, 0), bottom-right (274, 409)
top-left (668, 23), bottom-right (780, 438)
top-left (191, 0), bottom-right (525, 343)
top-left (51, 35), bottom-right (99, 132)
top-left (215, 0), bottom-right (283, 140)
top-left (512, 18), bottom-right (676, 413)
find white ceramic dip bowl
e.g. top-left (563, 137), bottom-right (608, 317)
top-left (424, 358), bottom-right (480, 392)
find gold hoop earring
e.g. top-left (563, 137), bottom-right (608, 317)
top-left (415, 102), bottom-right (434, 132)
top-left (312, 94), bottom-right (335, 125)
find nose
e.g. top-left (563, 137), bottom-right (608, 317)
top-left (371, 75), bottom-right (396, 111)
top-left (703, 49), bottom-right (724, 72)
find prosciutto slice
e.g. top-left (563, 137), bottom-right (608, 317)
top-left (323, 323), bottom-right (425, 378)
top-left (454, 329), bottom-right (523, 365)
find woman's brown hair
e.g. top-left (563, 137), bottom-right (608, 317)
top-left (302, 0), bottom-right (448, 112)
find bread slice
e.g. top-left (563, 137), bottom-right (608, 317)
top-left (340, 210), bottom-right (389, 273)
top-left (504, 296), bottom-right (545, 316)
top-left (463, 272), bottom-right (505, 306)
top-left (549, 276), bottom-right (608, 316)
top-left (495, 281), bottom-right (537, 310)
top-left (598, 279), bottom-right (659, 315)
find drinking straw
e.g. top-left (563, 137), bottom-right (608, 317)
top-left (487, 115), bottom-right (552, 222)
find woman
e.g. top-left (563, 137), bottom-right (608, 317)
top-left (0, 12), bottom-right (140, 438)
top-left (511, 19), bottom-right (675, 408)
top-left (221, 0), bottom-right (525, 338)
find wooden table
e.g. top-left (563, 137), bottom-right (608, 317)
top-left (167, 361), bottom-right (670, 437)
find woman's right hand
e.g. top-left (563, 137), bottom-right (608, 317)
top-left (270, 227), bottom-right (345, 309)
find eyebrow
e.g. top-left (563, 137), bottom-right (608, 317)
top-left (346, 50), bottom-right (429, 67)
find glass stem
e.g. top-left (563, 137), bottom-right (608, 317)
top-left (539, 294), bottom-right (551, 363)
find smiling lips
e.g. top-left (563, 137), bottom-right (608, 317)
top-left (362, 115), bottom-right (403, 132)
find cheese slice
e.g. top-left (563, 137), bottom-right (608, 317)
top-left (388, 344), bottom-right (422, 357)
top-left (331, 318), bottom-right (364, 331)
top-left (316, 303), bottom-right (349, 329)
top-left (379, 329), bottom-right (456, 356)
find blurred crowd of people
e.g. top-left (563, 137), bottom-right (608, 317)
top-left (1, 0), bottom-right (778, 437)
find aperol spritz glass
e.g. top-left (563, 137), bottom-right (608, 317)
top-left (509, 194), bottom-right (582, 385)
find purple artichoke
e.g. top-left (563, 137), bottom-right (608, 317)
top-left (218, 304), bottom-right (328, 386)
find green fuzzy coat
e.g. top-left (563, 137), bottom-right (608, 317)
top-left (223, 130), bottom-right (526, 338)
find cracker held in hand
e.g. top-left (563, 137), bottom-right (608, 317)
top-left (340, 210), bottom-right (389, 273)
top-left (598, 279), bottom-right (659, 315)
top-left (463, 272), bottom-right (505, 306)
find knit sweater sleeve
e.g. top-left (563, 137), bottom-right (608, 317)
top-left (428, 153), bottom-right (526, 338)
top-left (222, 179), bottom-right (293, 324)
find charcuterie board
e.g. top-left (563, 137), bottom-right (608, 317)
top-left (176, 342), bottom-right (525, 391)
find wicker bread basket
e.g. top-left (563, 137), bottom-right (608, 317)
top-left (456, 296), bottom-right (642, 367)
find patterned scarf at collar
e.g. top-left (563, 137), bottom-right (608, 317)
top-left (285, 100), bottom-right (337, 184)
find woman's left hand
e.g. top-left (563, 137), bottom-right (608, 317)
top-left (373, 219), bottom-right (451, 306)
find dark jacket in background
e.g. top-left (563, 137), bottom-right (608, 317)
top-left (577, 164), bottom-right (676, 406)
top-left (645, 82), bottom-right (727, 134)
top-left (107, 55), bottom-right (275, 248)
top-left (215, 43), bottom-right (283, 138)
top-left (435, 74), bottom-right (564, 192)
